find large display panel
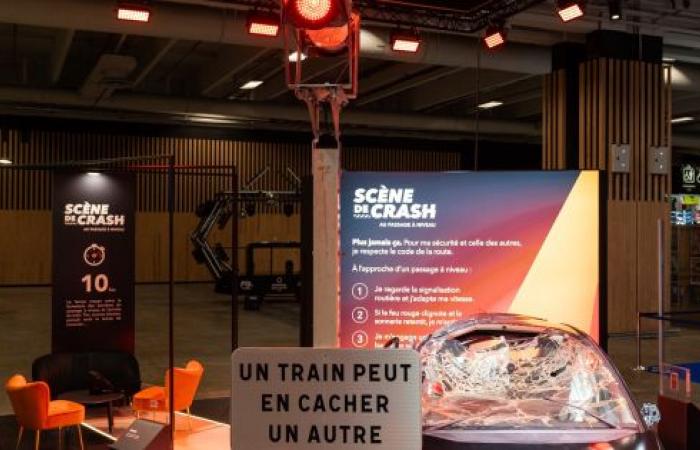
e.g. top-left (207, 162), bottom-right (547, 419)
top-left (52, 172), bottom-right (135, 353)
top-left (339, 171), bottom-right (601, 348)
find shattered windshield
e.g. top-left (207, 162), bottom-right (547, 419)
top-left (418, 323), bottom-right (639, 431)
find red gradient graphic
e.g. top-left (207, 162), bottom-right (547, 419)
top-left (339, 171), bottom-right (600, 348)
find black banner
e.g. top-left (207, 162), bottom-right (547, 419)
top-left (52, 172), bottom-right (135, 354)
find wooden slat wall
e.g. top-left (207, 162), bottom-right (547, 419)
top-left (0, 129), bottom-right (461, 284)
top-left (542, 70), bottom-right (567, 170)
top-left (577, 59), bottom-right (671, 203)
top-left (342, 147), bottom-right (460, 172)
top-left (0, 129), bottom-right (311, 212)
top-left (0, 129), bottom-right (461, 212)
top-left (543, 58), bottom-right (672, 334)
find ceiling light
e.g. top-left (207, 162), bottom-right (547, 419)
top-left (240, 80), bottom-right (264, 90)
top-left (246, 11), bottom-right (280, 37)
top-left (288, 51), bottom-right (307, 62)
top-left (663, 57), bottom-right (676, 63)
top-left (0, 158), bottom-right (12, 165)
top-left (87, 172), bottom-right (102, 177)
top-left (483, 25), bottom-right (507, 50)
top-left (188, 114), bottom-right (239, 125)
top-left (390, 30), bottom-right (421, 53)
top-left (557, 0), bottom-right (584, 22)
top-left (671, 116), bottom-right (694, 124)
top-left (478, 101), bottom-right (504, 110)
top-left (608, 0), bottom-right (622, 20)
top-left (188, 117), bottom-right (237, 124)
top-left (116, 2), bottom-right (151, 22)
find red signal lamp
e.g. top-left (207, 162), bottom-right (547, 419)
top-left (305, 23), bottom-right (350, 53)
top-left (247, 11), bottom-right (281, 37)
top-left (390, 30), bottom-right (421, 53)
top-left (483, 25), bottom-right (506, 49)
top-left (557, 0), bottom-right (585, 22)
top-left (116, 2), bottom-right (151, 22)
top-left (287, 0), bottom-right (339, 30)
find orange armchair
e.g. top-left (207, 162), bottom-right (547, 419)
top-left (5, 374), bottom-right (85, 450)
top-left (132, 360), bottom-right (203, 426)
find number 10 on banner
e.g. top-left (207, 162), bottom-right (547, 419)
top-left (81, 274), bottom-right (111, 293)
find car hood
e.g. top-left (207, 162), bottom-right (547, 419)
top-left (423, 429), bottom-right (661, 450)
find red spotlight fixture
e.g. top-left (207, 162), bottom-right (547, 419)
top-left (247, 11), bottom-right (281, 37)
top-left (282, 0), bottom-right (358, 98)
top-left (306, 23), bottom-right (351, 53)
top-left (287, 0), bottom-right (339, 30)
top-left (390, 30), bottom-right (421, 53)
top-left (116, 2), bottom-right (151, 22)
top-left (483, 24), bottom-right (506, 49)
top-left (557, 0), bottom-right (584, 22)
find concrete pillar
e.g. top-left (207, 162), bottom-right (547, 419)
top-left (543, 30), bottom-right (672, 335)
top-left (312, 144), bottom-right (340, 347)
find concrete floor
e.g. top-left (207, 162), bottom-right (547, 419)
top-left (0, 284), bottom-right (299, 415)
top-left (1, 284), bottom-right (698, 417)
top-left (608, 330), bottom-right (700, 407)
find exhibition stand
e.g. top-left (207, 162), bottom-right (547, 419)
top-left (4, 165), bottom-right (641, 450)
top-left (334, 170), bottom-right (606, 349)
top-left (228, 168), bottom-right (622, 450)
top-left (1, 157), bottom-right (238, 450)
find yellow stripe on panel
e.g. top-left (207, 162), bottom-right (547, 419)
top-left (509, 171), bottom-right (599, 335)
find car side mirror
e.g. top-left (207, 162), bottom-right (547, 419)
top-left (641, 403), bottom-right (661, 428)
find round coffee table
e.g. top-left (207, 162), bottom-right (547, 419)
top-left (58, 390), bottom-right (125, 434)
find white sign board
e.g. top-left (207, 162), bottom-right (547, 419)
top-left (231, 348), bottom-right (421, 450)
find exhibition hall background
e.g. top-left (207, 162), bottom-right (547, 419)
top-left (0, 119), bottom-right (539, 413)
top-left (0, 120), bottom-right (543, 286)
top-left (0, 108), bottom-right (673, 333)
top-left (0, 78), bottom-right (675, 414)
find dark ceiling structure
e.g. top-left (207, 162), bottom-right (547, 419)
top-left (0, 0), bottom-right (698, 147)
top-left (231, 0), bottom-right (548, 34)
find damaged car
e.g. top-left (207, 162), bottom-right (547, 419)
top-left (417, 314), bottom-right (662, 450)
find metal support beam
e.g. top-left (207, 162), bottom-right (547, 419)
top-left (410, 71), bottom-right (523, 112)
top-left (0, 86), bottom-right (542, 137)
top-left (50, 29), bottom-right (74, 84)
top-left (355, 66), bottom-right (464, 106)
top-left (495, 95), bottom-right (542, 119)
top-left (359, 63), bottom-right (430, 95)
top-left (114, 34), bottom-right (128, 53)
top-left (132, 38), bottom-right (178, 88)
top-left (199, 47), bottom-right (274, 97)
top-left (256, 59), bottom-right (347, 101)
top-left (419, 74), bottom-right (540, 113)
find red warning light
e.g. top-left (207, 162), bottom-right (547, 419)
top-left (288, 0), bottom-right (338, 29)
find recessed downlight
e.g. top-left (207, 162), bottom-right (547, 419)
top-left (671, 116), bottom-right (694, 124)
top-left (240, 80), bottom-right (264, 90)
top-left (478, 101), bottom-right (504, 110)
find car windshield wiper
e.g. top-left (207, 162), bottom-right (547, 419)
top-left (540, 397), bottom-right (619, 429)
